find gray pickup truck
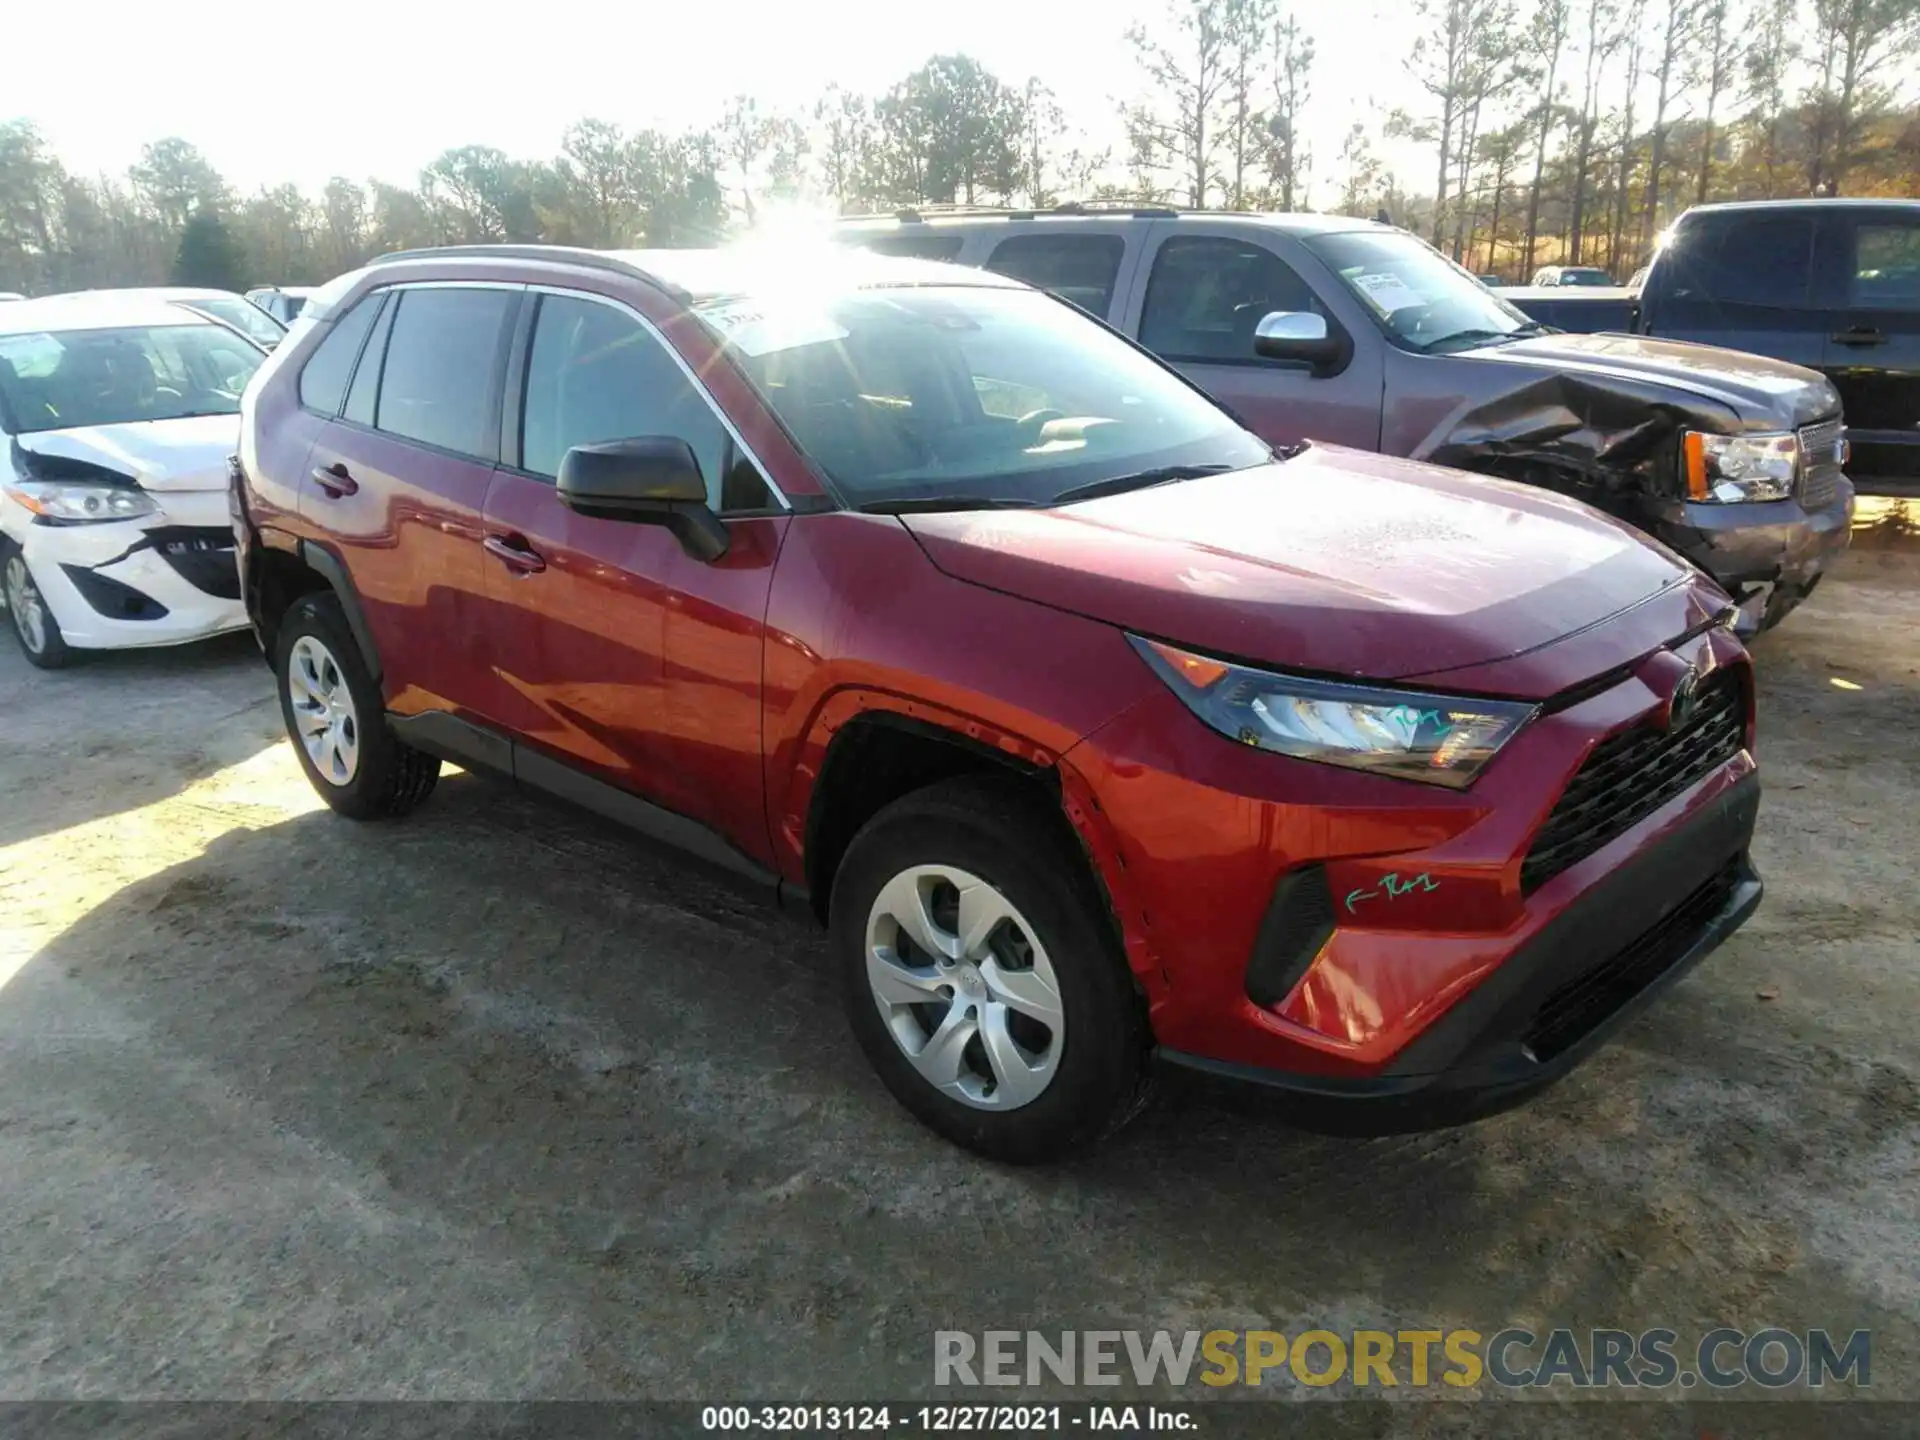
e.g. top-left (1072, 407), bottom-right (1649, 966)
top-left (838, 207), bottom-right (1854, 631)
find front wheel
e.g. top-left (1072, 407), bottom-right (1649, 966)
top-left (830, 776), bottom-right (1152, 1163)
top-left (3, 543), bottom-right (75, 670)
top-left (274, 592), bottom-right (440, 820)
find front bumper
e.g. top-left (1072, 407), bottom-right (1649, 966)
top-left (1061, 619), bottom-right (1759, 1132)
top-left (1160, 773), bottom-right (1762, 1134)
top-left (1648, 478), bottom-right (1854, 601)
top-left (14, 490), bottom-right (246, 650)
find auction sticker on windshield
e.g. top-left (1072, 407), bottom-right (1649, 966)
top-left (697, 298), bottom-right (849, 357)
top-left (1350, 272), bottom-right (1428, 316)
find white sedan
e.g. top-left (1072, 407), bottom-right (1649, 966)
top-left (0, 293), bottom-right (266, 668)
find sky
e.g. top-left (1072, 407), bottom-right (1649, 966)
top-left (8, 0), bottom-right (1413, 204)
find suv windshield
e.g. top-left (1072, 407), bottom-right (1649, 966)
top-left (1304, 230), bottom-right (1542, 355)
top-left (1559, 268), bottom-right (1613, 286)
top-left (182, 297), bottom-right (284, 349)
top-left (697, 285), bottom-right (1270, 508)
top-left (0, 324), bottom-right (264, 435)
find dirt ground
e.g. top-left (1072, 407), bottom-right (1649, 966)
top-left (1, 504), bottom-right (1918, 1414)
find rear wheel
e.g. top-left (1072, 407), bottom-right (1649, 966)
top-left (830, 775), bottom-right (1151, 1163)
top-left (274, 592), bottom-right (439, 819)
top-left (2, 542), bottom-right (74, 670)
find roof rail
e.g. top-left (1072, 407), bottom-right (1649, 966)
top-left (842, 199), bottom-right (1184, 225)
top-left (365, 244), bottom-right (689, 299)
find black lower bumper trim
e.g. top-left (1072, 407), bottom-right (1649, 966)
top-left (1160, 771), bottom-right (1763, 1136)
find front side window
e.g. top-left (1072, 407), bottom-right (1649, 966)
top-left (1141, 237), bottom-right (1327, 364)
top-left (1664, 214), bottom-right (1814, 308)
top-left (698, 283), bottom-right (1268, 508)
top-left (520, 293), bottom-right (770, 511)
top-left (1304, 229), bottom-right (1540, 354)
top-left (0, 324), bottom-right (265, 435)
top-left (986, 234), bottom-right (1126, 318)
top-left (1851, 221), bottom-right (1920, 308)
top-left (374, 288), bottom-right (515, 460)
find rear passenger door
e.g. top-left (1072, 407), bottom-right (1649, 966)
top-left (1123, 226), bottom-right (1383, 451)
top-left (1641, 210), bottom-right (1835, 370)
top-left (982, 232), bottom-right (1131, 324)
top-left (301, 283), bottom-right (520, 723)
top-left (1823, 210), bottom-right (1920, 487)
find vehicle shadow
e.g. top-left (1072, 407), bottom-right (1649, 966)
top-left (6, 764), bottom-right (1911, 1399)
top-left (0, 631), bottom-right (282, 849)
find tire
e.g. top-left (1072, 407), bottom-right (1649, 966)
top-left (830, 774), bottom-right (1152, 1163)
top-left (274, 591), bottom-right (440, 820)
top-left (2, 541), bottom-right (76, 670)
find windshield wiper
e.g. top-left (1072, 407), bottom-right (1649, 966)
top-left (856, 495), bottom-right (1039, 515)
top-left (1050, 463), bottom-right (1237, 507)
top-left (1419, 322), bottom-right (1554, 354)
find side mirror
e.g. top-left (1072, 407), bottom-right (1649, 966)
top-left (557, 436), bottom-right (729, 563)
top-left (1252, 311), bottom-right (1348, 375)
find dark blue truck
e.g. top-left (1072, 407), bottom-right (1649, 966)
top-left (1500, 199), bottom-right (1920, 492)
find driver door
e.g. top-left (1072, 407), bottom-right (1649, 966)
top-left (1122, 224), bottom-right (1383, 451)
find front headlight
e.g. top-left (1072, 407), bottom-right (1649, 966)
top-left (2, 480), bottom-right (158, 524)
top-left (1130, 636), bottom-right (1536, 789)
top-left (1682, 431), bottom-right (1798, 502)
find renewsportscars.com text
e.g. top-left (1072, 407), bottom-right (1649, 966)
top-left (934, 1327), bottom-right (1870, 1391)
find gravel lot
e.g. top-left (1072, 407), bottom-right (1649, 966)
top-left (1, 503), bottom-right (1917, 1416)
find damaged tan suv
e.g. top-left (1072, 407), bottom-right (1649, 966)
top-left (837, 208), bottom-right (1854, 633)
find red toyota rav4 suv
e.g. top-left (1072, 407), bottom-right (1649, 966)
top-left (233, 244), bottom-right (1763, 1162)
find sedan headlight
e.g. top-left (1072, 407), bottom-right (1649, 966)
top-left (2, 480), bottom-right (158, 524)
top-left (1682, 431), bottom-right (1798, 502)
top-left (1130, 636), bottom-right (1536, 789)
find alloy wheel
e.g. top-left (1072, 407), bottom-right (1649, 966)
top-left (5, 554), bottom-right (47, 655)
top-left (864, 864), bottom-right (1065, 1111)
top-left (287, 634), bottom-right (360, 786)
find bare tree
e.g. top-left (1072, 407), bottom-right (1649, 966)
top-left (1521, 0), bottom-right (1570, 276)
top-left (1807, 0), bottom-right (1920, 191)
top-left (1126, 0), bottom-right (1234, 206)
top-left (1265, 9), bottom-right (1315, 208)
top-left (1692, 0), bottom-right (1735, 203)
top-left (1565, 0), bottom-right (1618, 263)
top-left (1642, 0), bottom-right (1699, 248)
top-left (1742, 0), bottom-right (1800, 195)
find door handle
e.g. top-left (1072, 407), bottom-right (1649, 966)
top-left (1830, 328), bottom-right (1888, 347)
top-left (484, 533), bottom-right (546, 575)
top-left (311, 463), bottom-right (358, 497)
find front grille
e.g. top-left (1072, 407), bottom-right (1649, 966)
top-left (149, 526), bottom-right (240, 599)
top-left (1798, 418), bottom-right (1846, 510)
top-left (1522, 858), bottom-right (1742, 1060)
top-left (1520, 666), bottom-right (1747, 894)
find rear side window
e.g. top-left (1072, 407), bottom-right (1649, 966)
top-left (519, 293), bottom-right (771, 512)
top-left (985, 234), bottom-right (1125, 317)
top-left (1666, 214), bottom-right (1815, 308)
top-left (1851, 220), bottom-right (1920, 308)
top-left (859, 233), bottom-right (965, 261)
top-left (374, 288), bottom-right (515, 460)
top-left (1141, 237), bottom-right (1325, 363)
top-left (297, 294), bottom-right (381, 415)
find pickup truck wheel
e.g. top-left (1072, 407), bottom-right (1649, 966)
top-left (830, 775), bottom-right (1151, 1163)
top-left (274, 592), bottom-right (440, 820)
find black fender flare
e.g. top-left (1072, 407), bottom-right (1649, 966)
top-left (296, 540), bottom-right (383, 686)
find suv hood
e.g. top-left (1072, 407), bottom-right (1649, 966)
top-left (12, 414), bottom-right (239, 493)
top-left (1466, 331), bottom-right (1840, 430)
top-left (903, 447), bottom-right (1698, 687)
